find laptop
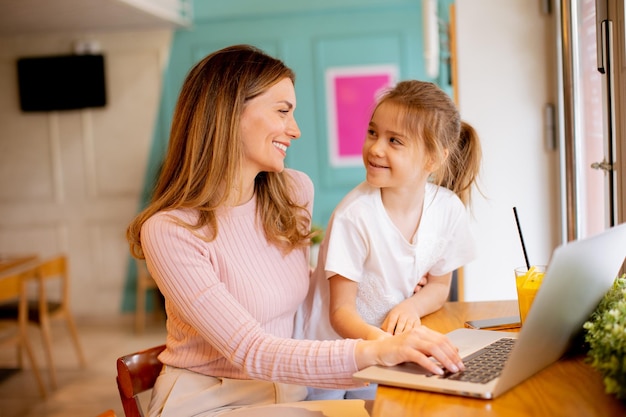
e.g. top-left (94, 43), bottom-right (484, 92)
top-left (353, 222), bottom-right (626, 399)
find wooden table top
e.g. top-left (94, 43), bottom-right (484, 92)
top-left (370, 300), bottom-right (626, 417)
top-left (0, 255), bottom-right (38, 275)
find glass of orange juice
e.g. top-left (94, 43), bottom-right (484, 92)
top-left (514, 265), bottom-right (546, 325)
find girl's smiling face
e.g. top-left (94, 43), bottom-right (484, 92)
top-left (362, 101), bottom-right (434, 191)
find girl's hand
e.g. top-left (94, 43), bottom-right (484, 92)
top-left (355, 326), bottom-right (464, 376)
top-left (381, 274), bottom-right (433, 334)
top-left (384, 272), bottom-right (452, 336)
top-left (381, 301), bottom-right (421, 334)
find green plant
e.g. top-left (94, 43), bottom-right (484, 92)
top-left (583, 274), bottom-right (626, 399)
top-left (310, 224), bottom-right (324, 245)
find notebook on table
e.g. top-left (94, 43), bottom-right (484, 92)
top-left (353, 223), bottom-right (626, 399)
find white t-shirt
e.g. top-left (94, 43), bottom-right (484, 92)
top-left (296, 181), bottom-right (476, 341)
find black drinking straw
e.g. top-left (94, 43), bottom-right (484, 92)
top-left (513, 207), bottom-right (531, 269)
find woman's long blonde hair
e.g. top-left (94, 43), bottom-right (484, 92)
top-left (374, 80), bottom-right (482, 206)
top-left (127, 45), bottom-right (313, 259)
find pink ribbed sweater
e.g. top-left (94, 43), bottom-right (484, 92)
top-left (140, 169), bottom-right (360, 388)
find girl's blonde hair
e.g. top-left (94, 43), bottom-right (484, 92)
top-left (374, 80), bottom-right (482, 206)
top-left (127, 45), bottom-right (313, 259)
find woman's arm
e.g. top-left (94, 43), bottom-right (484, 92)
top-left (142, 212), bottom-right (359, 386)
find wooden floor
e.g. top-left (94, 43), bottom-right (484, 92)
top-left (0, 315), bottom-right (166, 417)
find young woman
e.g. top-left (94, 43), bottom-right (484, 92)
top-left (299, 80), bottom-right (481, 400)
top-left (126, 46), bottom-right (464, 416)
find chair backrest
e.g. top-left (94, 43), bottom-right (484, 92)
top-left (0, 264), bottom-right (47, 397)
top-left (116, 344), bottom-right (166, 417)
top-left (0, 264), bottom-right (39, 333)
top-left (35, 255), bottom-right (69, 310)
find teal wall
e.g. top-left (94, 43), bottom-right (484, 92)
top-left (123, 0), bottom-right (453, 311)
top-left (160, 0), bottom-right (453, 225)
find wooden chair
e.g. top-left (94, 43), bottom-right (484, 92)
top-left (0, 264), bottom-right (47, 397)
top-left (449, 269), bottom-right (460, 301)
top-left (0, 255), bottom-right (86, 388)
top-left (116, 344), bottom-right (166, 417)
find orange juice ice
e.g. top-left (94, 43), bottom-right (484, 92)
top-left (515, 266), bottom-right (546, 324)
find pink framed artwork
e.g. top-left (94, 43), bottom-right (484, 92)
top-left (326, 65), bottom-right (398, 166)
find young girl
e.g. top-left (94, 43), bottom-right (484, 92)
top-left (298, 80), bottom-right (481, 400)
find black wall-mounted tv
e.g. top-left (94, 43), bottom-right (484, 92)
top-left (17, 54), bottom-right (107, 112)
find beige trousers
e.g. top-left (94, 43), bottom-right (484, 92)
top-left (148, 365), bottom-right (309, 417)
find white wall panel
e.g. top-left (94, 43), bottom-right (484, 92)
top-left (91, 51), bottom-right (161, 198)
top-left (456, 0), bottom-right (559, 301)
top-left (0, 30), bottom-right (171, 318)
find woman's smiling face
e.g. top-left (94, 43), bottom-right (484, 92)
top-left (239, 77), bottom-right (301, 177)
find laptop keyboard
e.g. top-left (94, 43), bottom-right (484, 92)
top-left (432, 337), bottom-right (516, 384)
